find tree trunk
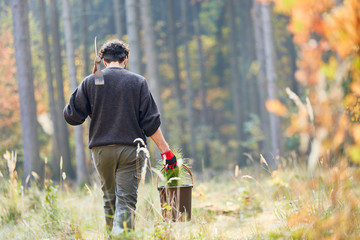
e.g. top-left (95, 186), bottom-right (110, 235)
top-left (236, 1), bottom-right (251, 136)
top-left (214, 4), bottom-right (226, 87)
top-left (166, 0), bottom-right (187, 155)
top-left (140, 0), bottom-right (166, 134)
top-left (11, 0), bottom-right (42, 182)
top-left (167, 0), bottom-right (183, 100)
top-left (252, 0), bottom-right (271, 157)
top-left (62, 0), bottom-right (89, 185)
top-left (81, 0), bottom-right (95, 176)
top-left (238, 0), bottom-right (257, 116)
top-left (50, 0), bottom-right (73, 180)
top-left (38, 0), bottom-right (61, 170)
top-left (261, 1), bottom-right (282, 167)
top-left (193, 2), bottom-right (210, 168)
top-left (125, 0), bottom-right (141, 74)
top-left (182, 0), bottom-right (198, 171)
top-left (238, 0), bottom-right (267, 154)
top-left (81, 0), bottom-right (90, 75)
top-left (113, 0), bottom-right (123, 39)
top-left (226, 0), bottom-right (244, 166)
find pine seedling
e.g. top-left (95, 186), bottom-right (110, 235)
top-left (164, 149), bottom-right (183, 187)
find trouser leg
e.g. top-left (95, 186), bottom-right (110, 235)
top-left (112, 146), bottom-right (144, 231)
top-left (91, 146), bottom-right (117, 231)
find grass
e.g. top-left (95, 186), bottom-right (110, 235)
top-left (1, 151), bottom-right (360, 239)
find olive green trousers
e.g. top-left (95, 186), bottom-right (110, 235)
top-left (91, 144), bottom-right (144, 232)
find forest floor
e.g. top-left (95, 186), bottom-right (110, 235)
top-left (1, 161), bottom-right (359, 239)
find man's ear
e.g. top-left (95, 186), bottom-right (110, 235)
top-left (103, 59), bottom-right (108, 67)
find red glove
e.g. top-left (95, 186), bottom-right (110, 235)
top-left (162, 150), bottom-right (177, 171)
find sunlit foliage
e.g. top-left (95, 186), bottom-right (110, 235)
top-left (267, 0), bottom-right (360, 165)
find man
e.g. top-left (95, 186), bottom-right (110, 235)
top-left (63, 39), bottom-right (177, 235)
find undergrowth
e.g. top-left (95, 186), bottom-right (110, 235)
top-left (0, 150), bottom-right (359, 239)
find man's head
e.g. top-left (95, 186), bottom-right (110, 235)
top-left (99, 39), bottom-right (130, 64)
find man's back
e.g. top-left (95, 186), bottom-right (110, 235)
top-left (64, 67), bottom-right (161, 148)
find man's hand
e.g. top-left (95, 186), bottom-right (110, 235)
top-left (162, 150), bottom-right (177, 171)
top-left (92, 56), bottom-right (101, 74)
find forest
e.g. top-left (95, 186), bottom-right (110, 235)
top-left (1, 0), bottom-right (360, 239)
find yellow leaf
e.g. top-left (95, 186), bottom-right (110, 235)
top-left (343, 94), bottom-right (357, 109)
top-left (332, 129), bottom-right (344, 149)
top-left (273, 0), bottom-right (296, 14)
top-left (347, 145), bottom-right (360, 163)
top-left (321, 57), bottom-right (338, 79)
top-left (265, 99), bottom-right (288, 116)
top-left (350, 82), bottom-right (360, 96)
top-left (351, 124), bottom-right (360, 144)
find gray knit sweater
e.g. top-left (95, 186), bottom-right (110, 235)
top-left (63, 67), bottom-right (161, 148)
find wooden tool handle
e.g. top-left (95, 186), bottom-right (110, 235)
top-left (92, 56), bottom-right (101, 74)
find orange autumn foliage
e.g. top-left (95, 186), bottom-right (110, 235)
top-left (269, 0), bottom-right (360, 164)
top-left (0, 28), bottom-right (20, 130)
top-left (324, 0), bottom-right (360, 58)
top-left (265, 99), bottom-right (288, 116)
top-left (0, 26), bottom-right (22, 152)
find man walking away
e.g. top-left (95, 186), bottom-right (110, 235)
top-left (63, 39), bottom-right (177, 237)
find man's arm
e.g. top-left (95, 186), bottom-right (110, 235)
top-left (150, 127), bottom-right (170, 154)
top-left (63, 81), bottom-right (91, 125)
top-left (150, 127), bottom-right (177, 170)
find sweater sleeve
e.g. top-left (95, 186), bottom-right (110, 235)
top-left (139, 80), bottom-right (161, 137)
top-left (63, 80), bottom-right (91, 125)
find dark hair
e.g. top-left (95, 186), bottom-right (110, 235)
top-left (99, 39), bottom-right (130, 63)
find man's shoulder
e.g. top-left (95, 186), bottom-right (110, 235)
top-left (104, 68), bottom-right (146, 84)
top-left (76, 74), bottom-right (94, 90)
top-left (82, 73), bottom-right (95, 83)
top-left (118, 69), bottom-right (145, 81)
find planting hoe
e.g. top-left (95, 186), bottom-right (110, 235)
top-left (92, 36), bottom-right (104, 85)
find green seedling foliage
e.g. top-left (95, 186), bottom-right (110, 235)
top-left (165, 166), bottom-right (180, 187)
top-left (161, 148), bottom-right (187, 187)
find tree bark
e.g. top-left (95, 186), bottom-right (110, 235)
top-left (167, 0), bottom-right (183, 100)
top-left (38, 0), bottom-right (61, 170)
top-left (81, 0), bottom-right (95, 175)
top-left (81, 0), bottom-right (90, 75)
top-left (261, 1), bottom-right (282, 166)
top-left (50, 0), bottom-right (74, 180)
top-left (193, 2), bottom-right (210, 168)
top-left (238, 0), bottom-right (267, 154)
top-left (125, 0), bottom-right (141, 74)
top-left (182, 0), bottom-right (199, 171)
top-left (252, 0), bottom-right (271, 156)
top-left (166, 0), bottom-right (187, 154)
top-left (235, 1), bottom-right (251, 134)
top-left (62, 0), bottom-right (89, 185)
top-left (238, 0), bottom-right (257, 116)
top-left (227, 0), bottom-right (244, 166)
top-left (140, 0), bottom-right (166, 134)
top-left (214, 4), bottom-right (226, 87)
top-left (113, 0), bottom-right (123, 39)
top-left (11, 0), bottom-right (42, 182)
